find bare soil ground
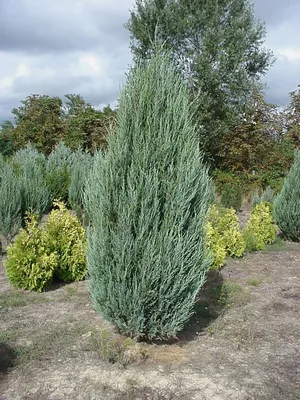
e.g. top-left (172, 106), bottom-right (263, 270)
top-left (0, 240), bottom-right (300, 400)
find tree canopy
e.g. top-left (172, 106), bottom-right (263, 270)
top-left (126, 0), bottom-right (274, 161)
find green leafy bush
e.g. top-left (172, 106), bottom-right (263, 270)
top-left (243, 202), bottom-right (276, 251)
top-left (0, 163), bottom-right (22, 240)
top-left (274, 150), bottom-right (300, 241)
top-left (84, 50), bottom-right (214, 340)
top-left (205, 205), bottom-right (245, 270)
top-left (5, 202), bottom-right (87, 291)
top-left (221, 183), bottom-right (242, 211)
top-left (44, 201), bottom-right (87, 282)
top-left (213, 169), bottom-right (284, 198)
top-left (5, 214), bottom-right (57, 292)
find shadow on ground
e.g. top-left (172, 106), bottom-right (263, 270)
top-left (150, 271), bottom-right (225, 345)
top-left (0, 342), bottom-right (17, 378)
top-left (178, 270), bottom-right (225, 342)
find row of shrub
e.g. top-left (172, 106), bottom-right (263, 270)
top-left (209, 145), bottom-right (300, 268)
top-left (206, 202), bottom-right (277, 270)
top-left (3, 199), bottom-right (277, 292)
top-left (0, 142), bottom-right (92, 242)
top-left (2, 142), bottom-right (299, 302)
top-left (4, 146), bottom-right (299, 294)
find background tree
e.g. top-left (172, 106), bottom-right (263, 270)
top-left (284, 85), bottom-right (300, 147)
top-left (217, 89), bottom-right (292, 174)
top-left (0, 121), bottom-right (15, 156)
top-left (63, 96), bottom-right (117, 152)
top-left (126, 0), bottom-right (274, 162)
top-left (7, 94), bottom-right (116, 154)
top-left (12, 95), bottom-right (64, 154)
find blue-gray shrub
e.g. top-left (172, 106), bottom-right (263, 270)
top-left (68, 148), bottom-right (93, 218)
top-left (84, 50), bottom-right (214, 340)
top-left (252, 186), bottom-right (274, 208)
top-left (11, 145), bottom-right (50, 218)
top-left (46, 142), bottom-right (74, 203)
top-left (274, 150), bottom-right (300, 241)
top-left (0, 163), bottom-right (22, 240)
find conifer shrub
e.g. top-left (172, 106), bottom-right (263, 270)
top-left (68, 150), bottom-right (93, 219)
top-left (19, 161), bottom-right (50, 218)
top-left (0, 153), bottom-right (4, 171)
top-left (205, 205), bottom-right (245, 270)
top-left (0, 163), bottom-right (22, 241)
top-left (221, 183), bottom-right (242, 211)
top-left (12, 144), bottom-right (46, 169)
top-left (251, 186), bottom-right (274, 209)
top-left (43, 201), bottom-right (87, 282)
top-left (5, 214), bottom-right (57, 292)
top-left (46, 142), bottom-right (73, 203)
top-left (84, 50), bottom-right (214, 340)
top-left (243, 202), bottom-right (276, 251)
top-left (274, 150), bottom-right (300, 241)
top-left (11, 144), bottom-right (50, 218)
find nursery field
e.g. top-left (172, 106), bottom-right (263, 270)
top-left (1, 239), bottom-right (299, 400)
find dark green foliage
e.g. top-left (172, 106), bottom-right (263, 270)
top-left (221, 183), bottom-right (242, 211)
top-left (46, 142), bottom-right (73, 203)
top-left (5, 93), bottom-right (115, 154)
top-left (127, 0), bottom-right (273, 162)
top-left (0, 164), bottom-right (22, 240)
top-left (213, 169), bottom-right (284, 197)
top-left (0, 121), bottom-right (15, 156)
top-left (64, 95), bottom-right (116, 151)
top-left (84, 50), bottom-right (214, 340)
top-left (12, 95), bottom-right (64, 154)
top-left (274, 150), bottom-right (300, 241)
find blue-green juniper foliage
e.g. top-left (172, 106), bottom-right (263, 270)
top-left (84, 50), bottom-right (214, 340)
top-left (274, 150), bottom-right (300, 242)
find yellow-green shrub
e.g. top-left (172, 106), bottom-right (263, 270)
top-left (5, 202), bottom-right (87, 292)
top-left (205, 220), bottom-right (227, 270)
top-left (44, 201), bottom-right (87, 282)
top-left (5, 214), bottom-right (57, 292)
top-left (205, 205), bottom-right (245, 270)
top-left (243, 202), bottom-right (276, 251)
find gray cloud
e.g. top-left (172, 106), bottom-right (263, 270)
top-left (0, 0), bottom-right (131, 54)
top-left (0, 0), bottom-right (299, 122)
top-left (253, 0), bottom-right (300, 106)
top-left (254, 0), bottom-right (300, 27)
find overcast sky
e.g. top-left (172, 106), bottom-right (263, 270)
top-left (0, 0), bottom-right (299, 122)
